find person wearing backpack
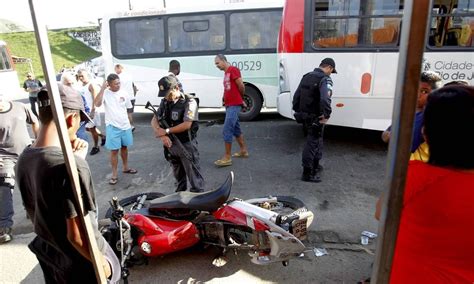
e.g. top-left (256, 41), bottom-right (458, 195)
top-left (292, 58), bottom-right (336, 183)
top-left (151, 75), bottom-right (204, 193)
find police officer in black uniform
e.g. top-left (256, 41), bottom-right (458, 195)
top-left (151, 75), bottom-right (205, 192)
top-left (292, 58), bottom-right (336, 183)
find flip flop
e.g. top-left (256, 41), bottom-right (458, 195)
top-left (123, 168), bottom-right (138, 174)
top-left (232, 152), bottom-right (249, 158)
top-left (214, 158), bottom-right (232, 167)
top-left (109, 177), bottom-right (118, 185)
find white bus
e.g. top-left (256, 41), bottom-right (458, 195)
top-left (0, 40), bottom-right (21, 100)
top-left (101, 2), bottom-right (283, 120)
top-left (277, 0), bottom-right (473, 130)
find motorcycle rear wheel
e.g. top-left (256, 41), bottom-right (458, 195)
top-left (104, 192), bottom-right (164, 219)
top-left (246, 196), bottom-right (307, 215)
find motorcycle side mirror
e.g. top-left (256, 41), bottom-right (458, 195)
top-left (109, 197), bottom-right (124, 221)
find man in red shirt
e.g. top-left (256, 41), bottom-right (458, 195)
top-left (214, 54), bottom-right (249, 167)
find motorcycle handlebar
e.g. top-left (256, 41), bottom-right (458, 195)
top-left (111, 196), bottom-right (119, 209)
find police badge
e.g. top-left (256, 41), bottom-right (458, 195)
top-left (172, 111), bottom-right (179, 120)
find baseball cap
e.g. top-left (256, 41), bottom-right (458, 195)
top-left (158, 75), bottom-right (178, 97)
top-left (320, 58), bottom-right (337, 74)
top-left (37, 84), bottom-right (93, 124)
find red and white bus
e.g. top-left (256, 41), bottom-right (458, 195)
top-left (277, 0), bottom-right (473, 130)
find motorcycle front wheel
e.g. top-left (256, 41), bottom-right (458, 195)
top-left (104, 192), bottom-right (165, 219)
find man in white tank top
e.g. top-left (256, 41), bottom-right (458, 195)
top-left (77, 69), bottom-right (106, 155)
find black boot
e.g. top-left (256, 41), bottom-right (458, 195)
top-left (301, 167), bottom-right (321, 183)
top-left (312, 160), bottom-right (323, 176)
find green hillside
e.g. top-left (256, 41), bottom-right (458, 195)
top-left (0, 28), bottom-right (100, 84)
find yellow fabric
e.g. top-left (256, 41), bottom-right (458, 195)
top-left (459, 24), bottom-right (473, 47)
top-left (410, 142), bottom-right (430, 163)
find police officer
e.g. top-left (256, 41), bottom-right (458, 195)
top-left (292, 58), bottom-right (336, 183)
top-left (0, 93), bottom-right (39, 243)
top-left (151, 75), bottom-right (205, 192)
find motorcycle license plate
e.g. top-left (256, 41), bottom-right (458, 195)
top-left (291, 219), bottom-right (307, 240)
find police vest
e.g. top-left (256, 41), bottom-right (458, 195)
top-left (292, 70), bottom-right (326, 115)
top-left (161, 94), bottom-right (199, 143)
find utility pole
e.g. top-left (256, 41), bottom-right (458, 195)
top-left (28, 0), bottom-right (107, 282)
top-left (163, 0), bottom-right (166, 8)
top-left (128, 0), bottom-right (132, 10)
top-left (371, 0), bottom-right (433, 283)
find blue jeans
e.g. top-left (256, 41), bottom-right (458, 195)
top-left (223, 106), bottom-right (242, 143)
top-left (0, 157), bottom-right (16, 229)
top-left (29, 97), bottom-right (38, 117)
top-left (76, 122), bottom-right (89, 142)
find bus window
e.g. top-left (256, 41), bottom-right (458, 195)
top-left (183, 20), bottom-right (209, 32)
top-left (429, 0), bottom-right (474, 48)
top-left (111, 17), bottom-right (165, 57)
top-left (312, 0), bottom-right (403, 49)
top-left (168, 14), bottom-right (225, 52)
top-left (229, 11), bottom-right (281, 50)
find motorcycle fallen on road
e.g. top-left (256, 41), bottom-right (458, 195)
top-left (100, 172), bottom-right (314, 281)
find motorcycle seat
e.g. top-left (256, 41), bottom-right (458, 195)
top-left (148, 172), bottom-right (233, 213)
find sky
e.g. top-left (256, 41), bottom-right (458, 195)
top-left (0, 0), bottom-right (278, 29)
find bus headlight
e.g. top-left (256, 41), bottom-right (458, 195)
top-left (279, 61), bottom-right (289, 93)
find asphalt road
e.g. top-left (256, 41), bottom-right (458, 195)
top-left (5, 108), bottom-right (388, 283)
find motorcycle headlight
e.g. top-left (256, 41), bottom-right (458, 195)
top-left (141, 242), bottom-right (152, 254)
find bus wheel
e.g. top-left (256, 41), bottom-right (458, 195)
top-left (239, 86), bottom-right (262, 121)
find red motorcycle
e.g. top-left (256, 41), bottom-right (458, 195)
top-left (100, 172), bottom-right (314, 281)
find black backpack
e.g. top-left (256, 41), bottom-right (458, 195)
top-left (292, 71), bottom-right (325, 123)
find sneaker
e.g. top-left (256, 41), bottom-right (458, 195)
top-left (0, 227), bottom-right (12, 244)
top-left (101, 136), bottom-right (106, 146)
top-left (90, 147), bottom-right (100, 155)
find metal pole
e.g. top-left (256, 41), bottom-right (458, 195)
top-left (28, 1), bottom-right (107, 283)
top-left (371, 0), bottom-right (433, 283)
top-left (163, 0), bottom-right (166, 9)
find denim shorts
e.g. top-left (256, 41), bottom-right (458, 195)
top-left (223, 106), bottom-right (242, 143)
top-left (105, 125), bottom-right (133, 150)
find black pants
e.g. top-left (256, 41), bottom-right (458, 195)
top-left (302, 125), bottom-right (324, 169)
top-left (167, 139), bottom-right (205, 192)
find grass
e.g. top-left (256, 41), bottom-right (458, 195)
top-left (0, 28), bottom-right (100, 84)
